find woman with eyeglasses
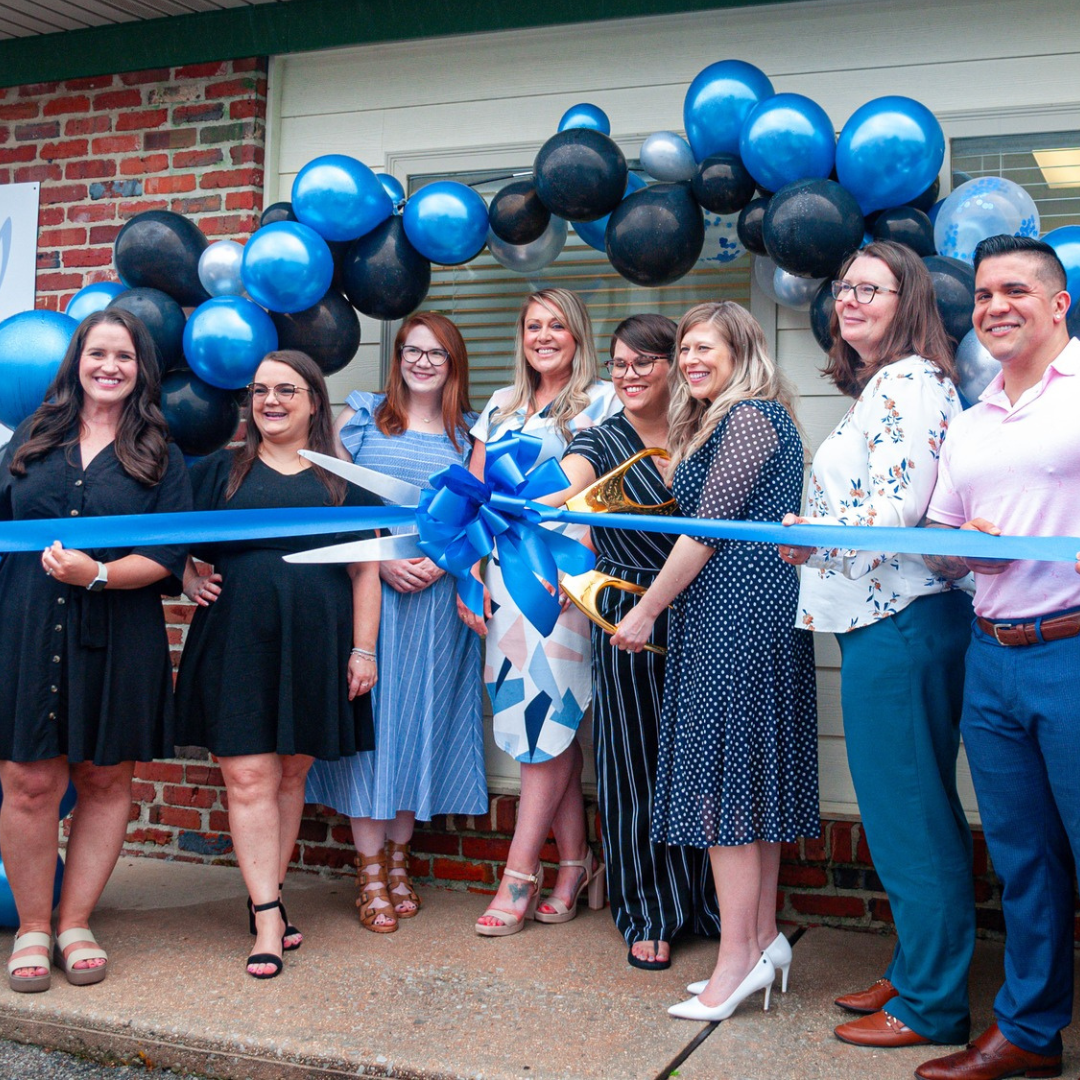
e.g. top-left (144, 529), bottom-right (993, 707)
top-left (779, 241), bottom-right (975, 1049)
top-left (0, 309), bottom-right (189, 993)
top-left (552, 314), bottom-right (720, 970)
top-left (306, 313), bottom-right (483, 935)
top-left (467, 288), bottom-right (619, 937)
top-left (175, 350), bottom-right (382, 979)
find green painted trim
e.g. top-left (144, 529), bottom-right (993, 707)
top-left (0, 0), bottom-right (815, 88)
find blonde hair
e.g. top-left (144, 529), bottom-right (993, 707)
top-left (667, 301), bottom-right (796, 474)
top-left (491, 288), bottom-right (599, 442)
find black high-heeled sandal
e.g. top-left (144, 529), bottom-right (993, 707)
top-left (246, 900), bottom-right (284, 980)
top-left (248, 888), bottom-right (302, 952)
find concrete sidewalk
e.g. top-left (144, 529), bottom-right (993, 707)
top-left (0, 859), bottom-right (1076, 1080)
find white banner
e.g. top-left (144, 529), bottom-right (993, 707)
top-left (0, 181), bottom-right (39, 325)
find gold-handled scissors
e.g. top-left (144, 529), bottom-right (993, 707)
top-left (564, 447), bottom-right (676, 515)
top-left (560, 570), bottom-right (665, 655)
top-left (560, 449), bottom-right (675, 655)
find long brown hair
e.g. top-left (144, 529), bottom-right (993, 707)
top-left (491, 288), bottom-right (600, 442)
top-left (377, 312), bottom-right (473, 450)
top-left (667, 302), bottom-right (796, 474)
top-left (226, 350), bottom-right (346, 504)
top-left (823, 240), bottom-right (957, 397)
top-left (10, 308), bottom-right (171, 485)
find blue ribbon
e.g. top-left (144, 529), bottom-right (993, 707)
top-left (413, 433), bottom-right (594, 635)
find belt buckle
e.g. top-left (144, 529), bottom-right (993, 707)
top-left (992, 622), bottom-right (1012, 646)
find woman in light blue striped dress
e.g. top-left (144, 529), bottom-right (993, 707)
top-left (306, 313), bottom-right (485, 933)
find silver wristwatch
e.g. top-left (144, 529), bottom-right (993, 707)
top-left (86, 561), bottom-right (108, 592)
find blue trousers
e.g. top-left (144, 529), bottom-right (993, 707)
top-left (961, 621), bottom-right (1080, 1057)
top-left (838, 590), bottom-right (975, 1043)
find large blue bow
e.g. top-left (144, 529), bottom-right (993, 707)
top-left (414, 433), bottom-right (594, 635)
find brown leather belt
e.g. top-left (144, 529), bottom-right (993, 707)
top-left (976, 613), bottom-right (1080, 647)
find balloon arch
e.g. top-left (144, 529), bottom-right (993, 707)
top-left (1, 58), bottom-right (1077, 454)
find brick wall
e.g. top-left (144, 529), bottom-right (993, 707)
top-left (9, 61), bottom-right (1022, 944)
top-left (1, 57), bottom-right (267, 313)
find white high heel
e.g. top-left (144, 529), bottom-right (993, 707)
top-left (687, 932), bottom-right (792, 996)
top-left (669, 953), bottom-right (775, 1021)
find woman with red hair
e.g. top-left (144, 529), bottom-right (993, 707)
top-left (306, 312), bottom-right (485, 933)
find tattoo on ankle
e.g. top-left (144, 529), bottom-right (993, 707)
top-left (508, 882), bottom-right (530, 904)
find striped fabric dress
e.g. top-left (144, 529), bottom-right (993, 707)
top-left (305, 392), bottom-right (487, 821)
top-left (566, 414), bottom-right (721, 946)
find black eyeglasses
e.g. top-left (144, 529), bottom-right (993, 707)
top-left (603, 354), bottom-right (669, 378)
top-left (400, 345), bottom-right (449, 366)
top-left (830, 281), bottom-right (900, 304)
top-left (247, 383), bottom-right (311, 400)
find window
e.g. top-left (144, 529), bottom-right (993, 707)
top-left (409, 168), bottom-right (752, 409)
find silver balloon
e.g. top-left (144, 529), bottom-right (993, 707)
top-left (198, 240), bottom-right (245, 297)
top-left (773, 267), bottom-right (826, 311)
top-left (487, 217), bottom-right (567, 273)
top-left (753, 255), bottom-right (782, 303)
top-left (955, 328), bottom-right (1000, 403)
top-left (640, 131), bottom-right (697, 183)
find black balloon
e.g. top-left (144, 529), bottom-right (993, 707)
top-left (872, 207), bottom-right (936, 257)
top-left (269, 289), bottom-right (361, 376)
top-left (160, 368), bottom-right (240, 457)
top-left (691, 154), bottom-right (757, 215)
top-left (260, 201), bottom-right (297, 227)
top-left (763, 179), bottom-right (864, 279)
top-left (341, 216), bottom-right (431, 321)
top-left (737, 196), bottom-right (770, 256)
top-left (107, 287), bottom-right (186, 372)
top-left (489, 179), bottom-right (551, 245)
top-left (113, 210), bottom-right (210, 307)
top-left (534, 128), bottom-right (627, 223)
top-left (809, 279), bottom-right (834, 353)
top-left (605, 182), bottom-right (704, 288)
top-left (924, 255), bottom-right (976, 345)
top-left (906, 177), bottom-right (940, 213)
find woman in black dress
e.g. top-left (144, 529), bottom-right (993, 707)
top-left (0, 308), bottom-right (190, 992)
top-left (558, 315), bottom-right (720, 970)
top-left (176, 350), bottom-right (381, 979)
top-left (611, 302), bottom-right (817, 1022)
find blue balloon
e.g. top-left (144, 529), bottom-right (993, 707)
top-left (683, 60), bottom-right (775, 162)
top-left (402, 181), bottom-right (489, 266)
top-left (376, 173), bottom-right (406, 207)
top-left (0, 310), bottom-right (78, 428)
top-left (182, 296), bottom-right (278, 390)
top-left (928, 198), bottom-right (946, 228)
top-left (836, 96), bottom-right (945, 214)
top-left (739, 93), bottom-right (835, 193)
top-left (65, 281), bottom-right (126, 324)
top-left (933, 177), bottom-right (1040, 266)
top-left (572, 172), bottom-right (647, 252)
top-left (557, 103), bottom-right (611, 135)
top-left (1043, 225), bottom-right (1080, 318)
top-left (291, 154), bottom-right (393, 242)
top-left (241, 221), bottom-right (334, 314)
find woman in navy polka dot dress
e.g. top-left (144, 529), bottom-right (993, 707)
top-left (612, 301), bottom-right (817, 1022)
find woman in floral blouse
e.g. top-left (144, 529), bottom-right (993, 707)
top-left (780, 241), bottom-right (975, 1049)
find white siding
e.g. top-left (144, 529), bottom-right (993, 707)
top-left (270, 0), bottom-right (1080, 817)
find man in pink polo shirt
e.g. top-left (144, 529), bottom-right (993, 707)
top-left (915, 234), bottom-right (1078, 1080)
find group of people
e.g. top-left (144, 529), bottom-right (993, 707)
top-left (0, 232), bottom-right (1077, 1080)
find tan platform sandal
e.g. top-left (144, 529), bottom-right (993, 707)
top-left (534, 849), bottom-right (606, 924)
top-left (355, 850), bottom-right (398, 933)
top-left (7, 931), bottom-right (51, 993)
top-left (386, 839), bottom-right (422, 919)
top-left (474, 864), bottom-right (541, 937)
top-left (53, 927), bottom-right (108, 986)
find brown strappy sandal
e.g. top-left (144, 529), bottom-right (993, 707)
top-left (354, 850), bottom-right (398, 933)
top-left (386, 839), bottom-right (422, 919)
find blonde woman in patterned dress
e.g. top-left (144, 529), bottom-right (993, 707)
top-left (464, 289), bottom-right (619, 937)
top-left (780, 241), bottom-right (975, 1049)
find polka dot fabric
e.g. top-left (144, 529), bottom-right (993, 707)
top-left (651, 400), bottom-right (819, 848)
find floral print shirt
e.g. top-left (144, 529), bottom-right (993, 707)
top-left (797, 355), bottom-right (969, 634)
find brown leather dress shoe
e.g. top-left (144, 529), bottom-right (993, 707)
top-left (914, 1023), bottom-right (1062, 1080)
top-left (835, 977), bottom-right (899, 1014)
top-left (835, 1009), bottom-right (932, 1048)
